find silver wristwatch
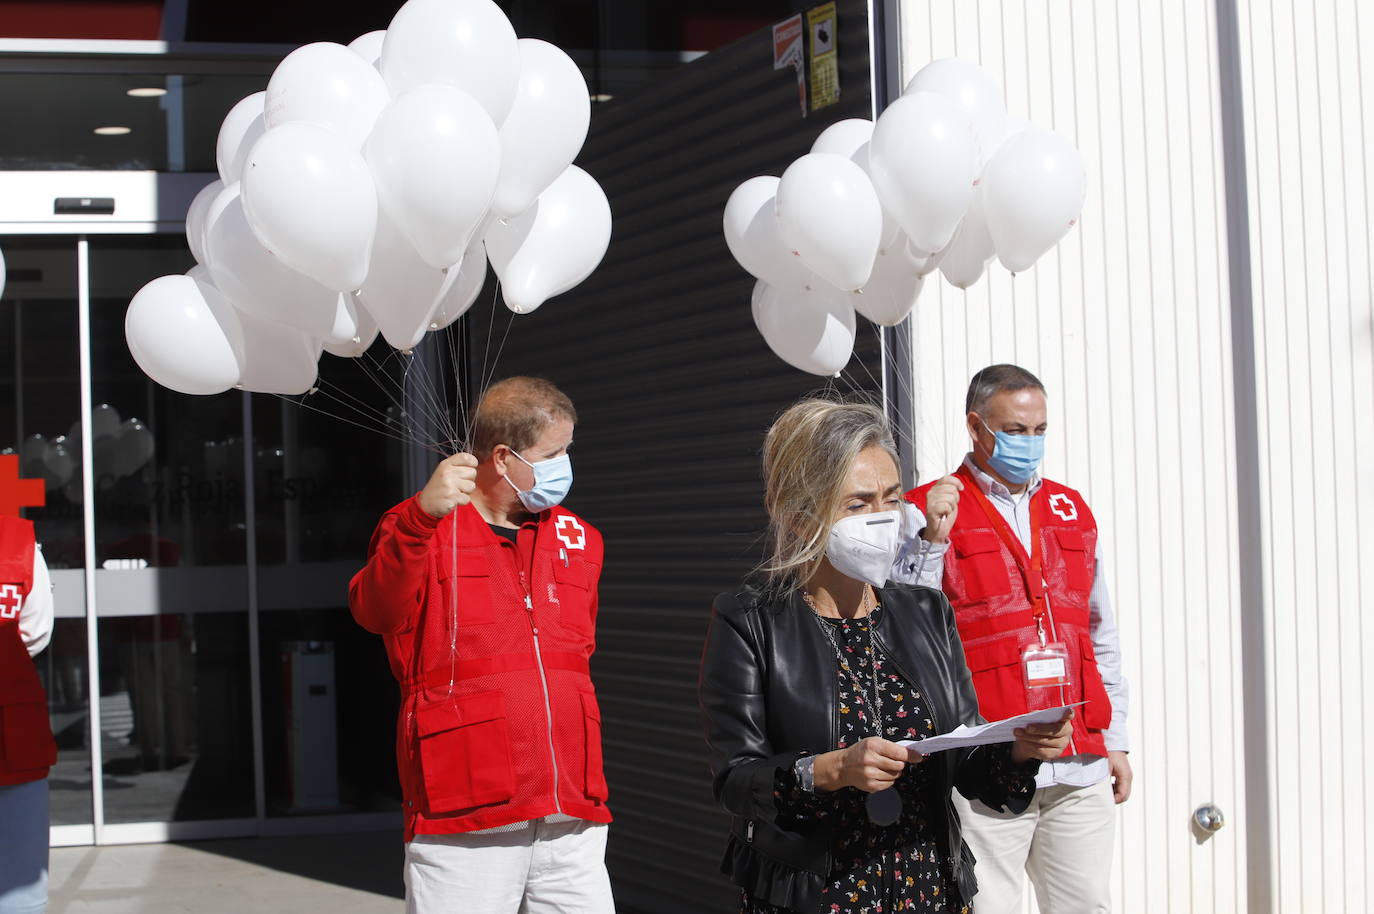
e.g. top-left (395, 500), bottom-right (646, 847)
top-left (792, 754), bottom-right (817, 793)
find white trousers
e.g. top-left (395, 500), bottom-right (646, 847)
top-left (405, 819), bottom-right (615, 914)
top-left (956, 778), bottom-right (1116, 914)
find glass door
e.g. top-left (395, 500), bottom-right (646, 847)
top-left (1, 227), bottom-right (410, 845)
top-left (0, 237), bottom-right (92, 845)
top-left (87, 236), bottom-right (257, 836)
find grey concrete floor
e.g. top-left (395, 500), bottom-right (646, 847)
top-left (48, 831), bottom-right (405, 913)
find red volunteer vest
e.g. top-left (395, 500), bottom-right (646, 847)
top-left (910, 465), bottom-right (1112, 758)
top-left (350, 497), bottom-right (612, 840)
top-left (0, 516), bottom-right (57, 786)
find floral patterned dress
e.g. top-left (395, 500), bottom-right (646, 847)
top-left (740, 607), bottom-right (1035, 914)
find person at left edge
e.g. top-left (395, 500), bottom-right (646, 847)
top-left (349, 376), bottom-right (614, 914)
top-left (0, 515), bottom-right (56, 914)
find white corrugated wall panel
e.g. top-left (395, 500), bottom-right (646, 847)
top-left (897, 2), bottom-right (1247, 912)
top-left (1236, 1), bottom-right (1373, 911)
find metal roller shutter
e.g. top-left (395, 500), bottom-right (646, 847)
top-left (460, 5), bottom-right (877, 909)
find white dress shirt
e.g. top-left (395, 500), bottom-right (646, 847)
top-left (893, 457), bottom-right (1129, 789)
top-left (18, 545), bottom-right (54, 657)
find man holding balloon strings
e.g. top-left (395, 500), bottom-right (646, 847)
top-left (349, 377), bottom-right (615, 914)
top-left (895, 365), bottom-right (1132, 914)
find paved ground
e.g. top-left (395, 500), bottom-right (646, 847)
top-left (48, 831), bottom-right (406, 913)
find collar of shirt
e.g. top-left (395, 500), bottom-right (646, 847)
top-left (961, 454), bottom-right (1042, 505)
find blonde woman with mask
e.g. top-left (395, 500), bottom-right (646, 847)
top-left (698, 397), bottom-right (1071, 914)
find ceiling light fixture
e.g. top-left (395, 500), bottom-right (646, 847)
top-left (93, 126), bottom-right (132, 136)
top-left (126, 87), bottom-right (167, 98)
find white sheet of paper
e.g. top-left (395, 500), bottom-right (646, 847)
top-left (897, 702), bottom-right (1086, 755)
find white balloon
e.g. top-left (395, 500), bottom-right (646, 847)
top-left (809, 119), bottom-right (901, 253)
top-left (125, 274), bottom-right (242, 395)
top-left (264, 42), bottom-right (390, 149)
top-left (203, 182), bottom-right (355, 342)
top-left (431, 239), bottom-right (488, 330)
top-left (380, 0), bottom-right (520, 125)
top-left (347, 30), bottom-right (386, 66)
top-left (230, 318), bottom-right (321, 396)
top-left (20, 434), bottom-right (44, 476)
top-left (723, 176), bottom-right (808, 289)
top-left (326, 293), bottom-right (366, 345)
top-left (91, 404), bottom-right (121, 439)
top-left (41, 440), bottom-right (75, 490)
top-left (241, 122), bottom-right (377, 292)
top-left (188, 266), bottom-right (320, 395)
top-left (323, 295), bottom-right (380, 358)
top-left (366, 84), bottom-right (501, 270)
top-left (185, 180), bottom-right (222, 265)
top-left (111, 419), bottom-right (155, 478)
top-left (908, 238), bottom-right (945, 277)
top-left (904, 58), bottom-right (1008, 165)
top-left (981, 127), bottom-right (1086, 273)
top-left (811, 118), bottom-right (873, 158)
top-left (848, 240), bottom-right (927, 326)
top-left (751, 280), bottom-right (856, 376)
top-left (869, 91), bottom-right (978, 255)
top-left (356, 204), bottom-right (452, 350)
top-left (938, 196), bottom-right (996, 289)
top-left (776, 153), bottom-right (883, 292)
top-left (0, 245), bottom-right (6, 299)
top-left (492, 39), bottom-right (592, 219)
top-left (484, 165), bottom-right (612, 314)
top-left (216, 92), bottom-right (267, 185)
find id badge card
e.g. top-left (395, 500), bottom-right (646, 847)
top-left (1022, 641), bottom-right (1072, 690)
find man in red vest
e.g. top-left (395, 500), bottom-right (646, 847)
top-left (350, 377), bottom-right (614, 914)
top-left (898, 364), bottom-right (1131, 914)
top-left (0, 514), bottom-right (56, 914)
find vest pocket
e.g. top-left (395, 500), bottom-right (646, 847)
top-left (960, 641), bottom-right (1026, 719)
top-left (415, 691), bottom-right (515, 814)
top-left (580, 689), bottom-right (609, 802)
top-left (1, 701), bottom-right (57, 771)
top-left (951, 529), bottom-right (1013, 601)
top-left (553, 560), bottom-right (597, 632)
top-left (1051, 528), bottom-right (1094, 593)
top-left (438, 562), bottom-right (497, 626)
top-left (1076, 635), bottom-right (1113, 730)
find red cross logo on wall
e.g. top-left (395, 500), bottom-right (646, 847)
top-left (0, 584), bottom-right (23, 620)
top-left (0, 455), bottom-right (44, 518)
top-left (555, 515), bottom-right (586, 551)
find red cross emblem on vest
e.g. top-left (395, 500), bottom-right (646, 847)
top-left (1048, 492), bottom-right (1078, 522)
top-left (555, 515), bottom-right (586, 551)
top-left (0, 584), bottom-right (24, 620)
top-left (0, 454), bottom-right (45, 518)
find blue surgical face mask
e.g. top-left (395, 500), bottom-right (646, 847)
top-left (504, 450), bottom-right (573, 513)
top-left (978, 417), bottom-right (1045, 484)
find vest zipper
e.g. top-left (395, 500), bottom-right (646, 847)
top-left (521, 569), bottom-right (563, 814)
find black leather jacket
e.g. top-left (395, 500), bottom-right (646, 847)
top-left (699, 582), bottom-right (1037, 912)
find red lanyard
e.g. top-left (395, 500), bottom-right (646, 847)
top-left (955, 464), bottom-right (1046, 617)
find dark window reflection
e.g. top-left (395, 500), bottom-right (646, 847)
top-left (97, 613), bottom-right (255, 823)
top-left (89, 236), bottom-right (254, 823)
top-left (253, 334), bottom-right (412, 818)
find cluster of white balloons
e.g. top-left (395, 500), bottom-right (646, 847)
top-left (724, 58), bottom-right (1086, 376)
top-left (126, 0), bottom-right (612, 397)
top-left (15, 405), bottom-right (155, 499)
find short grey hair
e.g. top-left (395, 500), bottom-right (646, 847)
top-left (965, 364), bottom-right (1046, 414)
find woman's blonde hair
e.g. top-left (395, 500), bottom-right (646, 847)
top-left (760, 396), bottom-right (899, 589)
